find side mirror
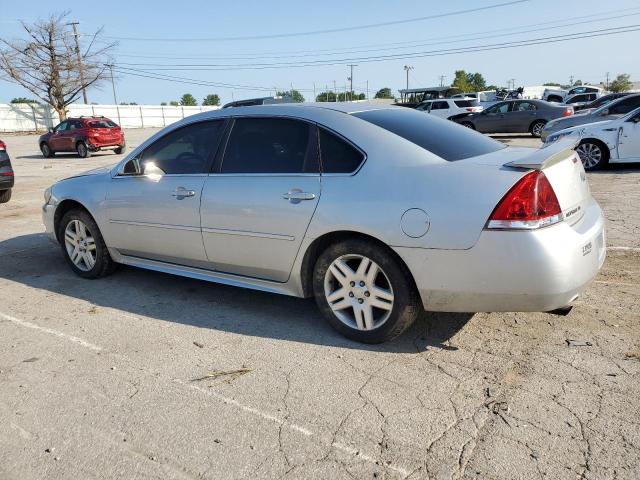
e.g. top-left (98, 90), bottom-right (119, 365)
top-left (119, 157), bottom-right (143, 176)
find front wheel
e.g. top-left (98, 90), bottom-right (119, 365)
top-left (576, 140), bottom-right (608, 170)
top-left (40, 142), bottom-right (54, 158)
top-left (59, 209), bottom-right (115, 279)
top-left (530, 120), bottom-right (546, 138)
top-left (313, 239), bottom-right (420, 343)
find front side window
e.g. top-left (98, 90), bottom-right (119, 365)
top-left (221, 118), bottom-right (318, 174)
top-left (454, 100), bottom-right (479, 108)
top-left (54, 121), bottom-right (69, 132)
top-left (139, 120), bottom-right (224, 175)
top-left (319, 128), bottom-right (364, 174)
top-left (432, 101), bottom-right (449, 110)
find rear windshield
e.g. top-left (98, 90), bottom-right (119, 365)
top-left (352, 108), bottom-right (505, 161)
top-left (88, 120), bottom-right (117, 128)
top-left (454, 100), bottom-right (479, 107)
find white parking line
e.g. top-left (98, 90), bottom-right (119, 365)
top-left (1, 309), bottom-right (410, 477)
top-left (608, 246), bottom-right (640, 252)
top-left (0, 311), bottom-right (103, 351)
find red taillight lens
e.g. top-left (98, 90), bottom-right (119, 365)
top-left (0, 167), bottom-right (13, 177)
top-left (563, 108), bottom-right (573, 117)
top-left (487, 171), bottom-right (562, 229)
top-left (0, 140), bottom-right (6, 150)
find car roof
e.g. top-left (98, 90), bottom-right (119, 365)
top-left (194, 102), bottom-right (398, 118)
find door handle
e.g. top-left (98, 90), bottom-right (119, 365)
top-left (172, 187), bottom-right (196, 199)
top-left (282, 190), bottom-right (316, 204)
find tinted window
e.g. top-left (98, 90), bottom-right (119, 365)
top-left (567, 95), bottom-right (586, 104)
top-left (454, 100), bottom-right (479, 107)
top-left (608, 96), bottom-right (640, 115)
top-left (222, 118), bottom-right (317, 174)
top-left (431, 101), bottom-right (449, 110)
top-left (353, 108), bottom-right (506, 161)
top-left (89, 120), bottom-right (117, 128)
top-left (319, 128), bottom-right (364, 173)
top-left (141, 121), bottom-right (223, 174)
top-left (55, 121), bottom-right (69, 132)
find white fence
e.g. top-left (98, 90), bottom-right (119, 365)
top-left (0, 103), bottom-right (221, 133)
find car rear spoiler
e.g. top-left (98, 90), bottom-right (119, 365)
top-left (504, 136), bottom-right (580, 170)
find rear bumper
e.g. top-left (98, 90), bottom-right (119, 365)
top-left (0, 177), bottom-right (14, 190)
top-left (395, 198), bottom-right (606, 312)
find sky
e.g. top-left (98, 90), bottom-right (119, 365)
top-left (1, 0), bottom-right (640, 106)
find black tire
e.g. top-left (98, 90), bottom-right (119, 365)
top-left (312, 239), bottom-right (421, 343)
top-left (58, 209), bottom-right (115, 279)
top-left (76, 141), bottom-right (90, 158)
top-left (576, 140), bottom-right (609, 171)
top-left (461, 121), bottom-right (475, 130)
top-left (530, 120), bottom-right (547, 138)
top-left (114, 142), bottom-right (126, 155)
top-left (0, 189), bottom-right (11, 204)
top-left (40, 142), bottom-right (54, 158)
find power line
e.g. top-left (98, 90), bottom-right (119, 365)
top-left (110, 24), bottom-right (640, 71)
top-left (109, 8), bottom-right (640, 62)
top-left (101, 0), bottom-right (530, 42)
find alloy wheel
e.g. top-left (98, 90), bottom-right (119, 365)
top-left (64, 219), bottom-right (97, 271)
top-left (576, 142), bottom-right (602, 169)
top-left (324, 254), bottom-right (394, 331)
top-left (532, 122), bottom-right (545, 137)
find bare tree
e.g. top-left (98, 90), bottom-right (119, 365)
top-left (0, 12), bottom-right (116, 120)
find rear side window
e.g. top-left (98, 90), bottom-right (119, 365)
top-left (141, 120), bottom-right (224, 174)
top-left (319, 128), bottom-right (364, 173)
top-left (353, 108), bottom-right (505, 161)
top-left (431, 101), bottom-right (449, 110)
top-left (222, 118), bottom-right (318, 174)
top-left (453, 100), bottom-right (478, 107)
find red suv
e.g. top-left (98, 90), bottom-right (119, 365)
top-left (39, 116), bottom-right (126, 158)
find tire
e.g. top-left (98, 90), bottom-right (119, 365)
top-left (0, 189), bottom-right (11, 204)
top-left (461, 121), bottom-right (475, 130)
top-left (58, 209), bottom-right (115, 279)
top-left (530, 120), bottom-right (546, 138)
top-left (312, 239), bottom-right (420, 343)
top-left (576, 140), bottom-right (609, 171)
top-left (40, 142), bottom-right (54, 158)
top-left (76, 141), bottom-right (90, 158)
top-left (114, 143), bottom-right (126, 155)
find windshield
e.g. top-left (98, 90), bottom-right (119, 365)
top-left (353, 108), bottom-right (506, 161)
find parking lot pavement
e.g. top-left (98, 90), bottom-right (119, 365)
top-left (1, 129), bottom-right (639, 480)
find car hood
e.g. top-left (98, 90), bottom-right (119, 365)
top-left (546, 113), bottom-right (623, 131)
top-left (60, 165), bottom-right (112, 181)
top-left (555, 119), bottom-right (616, 135)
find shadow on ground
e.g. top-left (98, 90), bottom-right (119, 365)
top-left (0, 233), bottom-right (473, 353)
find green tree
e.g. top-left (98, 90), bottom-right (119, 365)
top-left (543, 82), bottom-right (562, 86)
top-left (374, 87), bottom-right (394, 99)
top-left (10, 97), bottom-right (39, 104)
top-left (160, 102), bottom-right (167, 106)
top-left (316, 91), bottom-right (336, 102)
top-left (451, 70), bottom-right (471, 92)
top-left (169, 101), bottom-right (180, 106)
top-left (573, 79), bottom-right (583, 86)
top-left (202, 94), bottom-right (220, 106)
top-left (466, 72), bottom-right (486, 92)
top-left (609, 74), bottom-right (632, 93)
top-left (277, 89), bottom-right (305, 103)
top-left (180, 93), bottom-right (198, 106)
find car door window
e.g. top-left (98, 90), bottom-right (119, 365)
top-left (486, 103), bottom-right (509, 114)
top-left (55, 121), bottom-right (69, 132)
top-left (139, 120), bottom-right (224, 175)
top-left (431, 101), bottom-right (448, 110)
top-left (514, 101), bottom-right (536, 111)
top-left (221, 118), bottom-right (318, 174)
top-left (610, 97), bottom-right (640, 115)
top-left (319, 128), bottom-right (365, 174)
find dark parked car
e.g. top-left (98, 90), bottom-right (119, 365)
top-left (572, 92), bottom-right (632, 112)
top-left (451, 100), bottom-right (573, 137)
top-left (0, 140), bottom-right (14, 203)
top-left (541, 94), bottom-right (640, 142)
top-left (39, 116), bottom-right (125, 158)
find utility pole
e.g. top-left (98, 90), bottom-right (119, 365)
top-left (508, 78), bottom-right (516, 90)
top-left (67, 21), bottom-right (88, 104)
top-left (106, 64), bottom-right (118, 105)
top-left (569, 75), bottom-right (574, 86)
top-left (347, 64), bottom-right (357, 102)
top-left (366, 80), bottom-right (369, 100)
top-left (605, 72), bottom-right (610, 91)
top-left (439, 75), bottom-right (446, 87)
top-left (313, 82), bottom-right (316, 101)
top-left (404, 65), bottom-right (414, 90)
top-left (333, 80), bottom-right (337, 102)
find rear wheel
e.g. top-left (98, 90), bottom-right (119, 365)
top-left (313, 239), bottom-right (420, 343)
top-left (76, 141), bottom-right (90, 158)
top-left (114, 142), bottom-right (126, 155)
top-left (530, 120), bottom-right (546, 138)
top-left (40, 142), bottom-right (54, 158)
top-left (0, 189), bottom-right (11, 204)
top-left (576, 140), bottom-right (609, 170)
top-left (59, 209), bottom-right (115, 279)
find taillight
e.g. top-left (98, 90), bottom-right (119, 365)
top-left (563, 107), bottom-right (573, 117)
top-left (486, 171), bottom-right (562, 230)
top-left (0, 140), bottom-right (5, 150)
top-left (0, 167), bottom-right (13, 177)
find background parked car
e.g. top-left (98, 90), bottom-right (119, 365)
top-left (451, 99), bottom-right (573, 137)
top-left (543, 85), bottom-right (602, 103)
top-left (541, 94), bottom-right (640, 141)
top-left (571, 92), bottom-right (631, 112)
top-left (563, 92), bottom-right (599, 111)
top-left (545, 106), bottom-right (640, 170)
top-left (39, 116), bottom-right (125, 159)
top-left (416, 98), bottom-right (483, 118)
top-left (0, 140), bottom-right (14, 203)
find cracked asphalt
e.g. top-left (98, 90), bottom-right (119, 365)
top-left (0, 129), bottom-right (639, 479)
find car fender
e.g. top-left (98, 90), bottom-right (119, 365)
top-left (51, 173), bottom-right (110, 235)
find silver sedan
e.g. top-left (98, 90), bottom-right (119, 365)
top-left (43, 103), bottom-right (605, 343)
